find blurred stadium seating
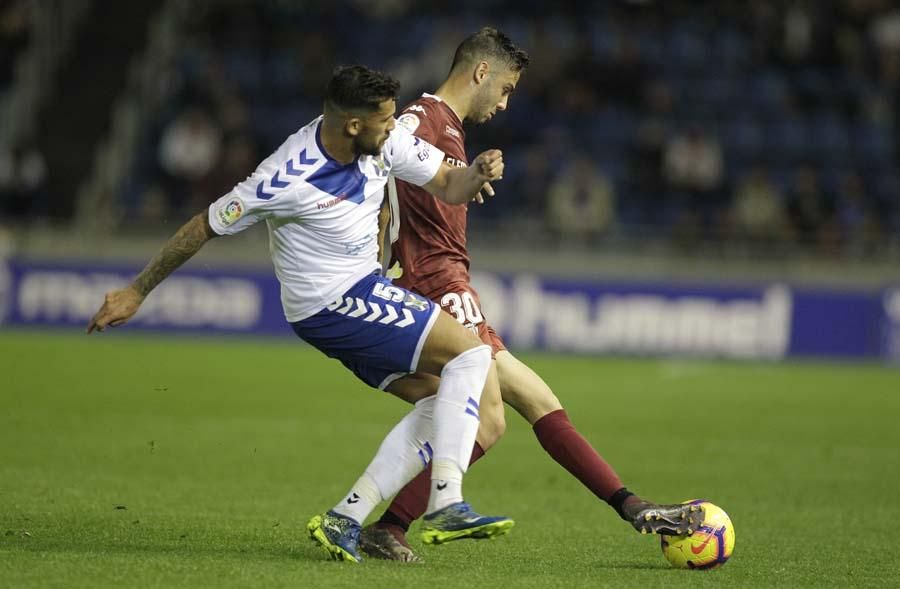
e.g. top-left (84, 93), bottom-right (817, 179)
top-left (1, 0), bottom-right (899, 259)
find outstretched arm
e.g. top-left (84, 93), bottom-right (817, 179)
top-left (87, 211), bottom-right (218, 333)
top-left (423, 149), bottom-right (504, 205)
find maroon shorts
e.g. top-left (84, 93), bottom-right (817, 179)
top-left (429, 282), bottom-right (506, 356)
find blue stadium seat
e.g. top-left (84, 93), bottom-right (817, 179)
top-left (851, 122), bottom-right (893, 165)
top-left (267, 52), bottom-right (301, 91)
top-left (665, 26), bottom-right (708, 70)
top-left (810, 112), bottom-right (851, 162)
top-left (113, 4), bottom-right (900, 243)
top-left (589, 21), bottom-right (616, 58)
top-left (711, 28), bottom-right (747, 70)
top-left (698, 76), bottom-right (735, 109)
top-left (723, 117), bottom-right (764, 158)
top-left (745, 72), bottom-right (788, 116)
top-left (222, 49), bottom-right (264, 93)
top-left (636, 31), bottom-right (665, 64)
top-left (765, 117), bottom-right (811, 161)
top-left (596, 108), bottom-right (637, 148)
top-left (794, 69), bottom-right (833, 103)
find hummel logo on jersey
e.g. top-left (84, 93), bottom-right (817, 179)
top-left (444, 125), bottom-right (461, 138)
top-left (346, 493), bottom-right (360, 504)
top-left (407, 105), bottom-right (426, 113)
top-left (317, 193), bottom-right (351, 210)
top-left (436, 481), bottom-right (448, 491)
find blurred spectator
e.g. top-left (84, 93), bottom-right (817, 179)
top-left (546, 155), bottom-right (616, 240)
top-left (728, 165), bottom-right (789, 244)
top-left (217, 92), bottom-right (252, 138)
top-left (871, 7), bottom-right (900, 52)
top-left (593, 35), bottom-right (650, 107)
top-left (136, 184), bottom-right (169, 224)
top-left (0, 143), bottom-right (13, 214)
top-left (628, 81), bottom-right (673, 219)
top-left (157, 106), bottom-right (222, 212)
top-left (548, 32), bottom-right (603, 115)
top-left (296, 30), bottom-right (336, 99)
top-left (351, 0), bottom-right (414, 20)
top-left (517, 144), bottom-right (553, 217)
top-left (0, 140), bottom-right (47, 219)
top-left (389, 20), bottom-right (465, 98)
top-left (781, 2), bottom-right (816, 65)
top-left (70, 0), bottom-right (896, 256)
top-left (0, 0), bottom-right (31, 89)
top-left (786, 165), bottom-right (840, 252)
top-left (631, 119), bottom-right (666, 191)
top-left (201, 134), bottom-right (258, 205)
top-left (663, 127), bottom-right (723, 196)
top-left (517, 21), bottom-right (568, 106)
top-left (835, 170), bottom-right (883, 254)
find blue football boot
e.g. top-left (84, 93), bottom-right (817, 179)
top-left (420, 502), bottom-right (515, 545)
top-left (307, 510), bottom-right (363, 562)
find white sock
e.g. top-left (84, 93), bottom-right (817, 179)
top-left (331, 396), bottom-right (436, 523)
top-left (426, 345), bottom-right (491, 514)
top-left (428, 459), bottom-right (463, 511)
top-left (330, 472), bottom-right (381, 523)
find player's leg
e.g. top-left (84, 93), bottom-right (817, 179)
top-left (298, 275), bottom-right (446, 561)
top-left (410, 311), bottom-right (513, 544)
top-left (496, 349), bottom-right (703, 535)
top-left (359, 364), bottom-right (504, 561)
top-left (302, 277), bottom-right (510, 560)
top-left (377, 365), bottom-right (504, 535)
top-left (361, 284), bottom-right (513, 559)
top-left (386, 369), bottom-right (506, 450)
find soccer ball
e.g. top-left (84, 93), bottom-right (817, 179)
top-left (660, 500), bottom-right (735, 570)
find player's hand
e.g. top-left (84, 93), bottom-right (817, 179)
top-left (473, 182), bottom-right (495, 204)
top-left (472, 149), bottom-right (504, 183)
top-left (86, 286), bottom-right (145, 334)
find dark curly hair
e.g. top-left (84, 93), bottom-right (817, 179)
top-left (450, 27), bottom-right (530, 73)
top-left (325, 65), bottom-right (400, 113)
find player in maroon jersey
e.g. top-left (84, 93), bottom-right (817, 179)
top-left (361, 28), bottom-right (703, 562)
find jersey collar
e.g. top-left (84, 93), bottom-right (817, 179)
top-left (422, 93), bottom-right (463, 127)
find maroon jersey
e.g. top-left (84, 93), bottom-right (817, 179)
top-left (388, 94), bottom-right (471, 299)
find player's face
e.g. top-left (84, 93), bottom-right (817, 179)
top-left (471, 67), bottom-right (520, 125)
top-left (354, 99), bottom-right (397, 156)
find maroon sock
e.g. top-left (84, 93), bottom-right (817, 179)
top-left (533, 409), bottom-right (625, 503)
top-left (378, 442), bottom-right (486, 531)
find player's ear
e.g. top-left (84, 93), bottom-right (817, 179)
top-left (474, 61), bottom-right (490, 84)
top-left (344, 116), bottom-right (362, 137)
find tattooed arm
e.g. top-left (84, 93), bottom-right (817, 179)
top-left (87, 211), bottom-right (218, 333)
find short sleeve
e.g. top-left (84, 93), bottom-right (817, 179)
top-left (208, 155), bottom-right (302, 235)
top-left (384, 126), bottom-right (444, 188)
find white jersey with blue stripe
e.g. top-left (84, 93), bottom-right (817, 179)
top-left (208, 115), bottom-right (444, 322)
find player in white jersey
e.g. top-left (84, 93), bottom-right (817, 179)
top-left (87, 65), bottom-right (514, 562)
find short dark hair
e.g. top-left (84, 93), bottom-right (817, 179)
top-left (450, 27), bottom-right (530, 73)
top-left (325, 65), bottom-right (400, 113)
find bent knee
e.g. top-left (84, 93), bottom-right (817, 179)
top-left (504, 384), bottom-right (563, 424)
top-left (476, 397), bottom-right (506, 450)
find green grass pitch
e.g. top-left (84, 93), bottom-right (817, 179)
top-left (1, 329), bottom-right (898, 588)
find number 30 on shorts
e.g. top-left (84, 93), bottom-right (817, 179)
top-left (440, 291), bottom-right (484, 327)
